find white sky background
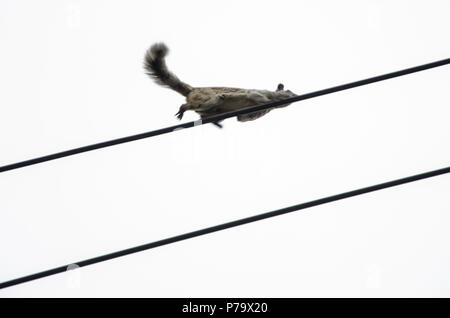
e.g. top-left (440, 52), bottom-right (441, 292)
top-left (0, 0), bottom-right (449, 297)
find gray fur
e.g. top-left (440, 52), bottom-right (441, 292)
top-left (144, 43), bottom-right (193, 97)
top-left (144, 43), bottom-right (297, 126)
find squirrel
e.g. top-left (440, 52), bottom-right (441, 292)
top-left (144, 43), bottom-right (297, 128)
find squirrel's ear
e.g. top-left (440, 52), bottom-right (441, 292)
top-left (277, 83), bottom-right (284, 91)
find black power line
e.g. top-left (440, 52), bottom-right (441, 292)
top-left (1, 58), bottom-right (449, 174)
top-left (1, 166), bottom-right (448, 289)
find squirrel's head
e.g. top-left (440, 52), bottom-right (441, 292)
top-left (276, 83), bottom-right (296, 98)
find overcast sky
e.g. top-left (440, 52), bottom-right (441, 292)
top-left (1, 0), bottom-right (449, 297)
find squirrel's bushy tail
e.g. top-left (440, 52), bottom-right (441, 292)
top-left (144, 43), bottom-right (193, 97)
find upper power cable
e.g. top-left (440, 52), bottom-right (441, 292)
top-left (1, 57), bottom-right (449, 174)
